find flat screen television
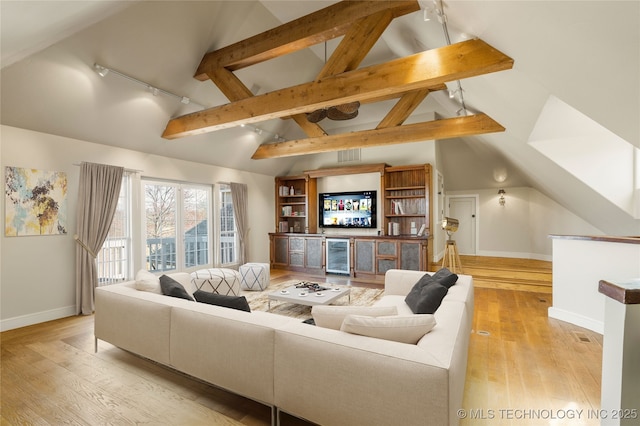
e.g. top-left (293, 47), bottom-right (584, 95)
top-left (319, 191), bottom-right (377, 229)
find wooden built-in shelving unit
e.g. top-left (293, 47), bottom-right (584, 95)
top-left (273, 163), bottom-right (434, 276)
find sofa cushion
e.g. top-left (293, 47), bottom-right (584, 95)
top-left (405, 279), bottom-right (448, 314)
top-left (160, 275), bottom-right (194, 301)
top-left (341, 314), bottom-right (437, 344)
top-left (311, 305), bottom-right (397, 330)
top-left (193, 290), bottom-right (251, 312)
top-left (135, 269), bottom-right (161, 294)
top-left (431, 267), bottom-right (459, 288)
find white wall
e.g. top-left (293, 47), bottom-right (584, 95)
top-left (549, 237), bottom-right (640, 333)
top-left (446, 187), bottom-right (602, 260)
top-left (0, 125), bottom-right (275, 330)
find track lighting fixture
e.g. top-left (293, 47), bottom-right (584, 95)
top-left (240, 124), bottom-right (286, 143)
top-left (425, 1), bottom-right (469, 117)
top-left (92, 62), bottom-right (202, 108)
top-left (94, 63), bottom-right (109, 77)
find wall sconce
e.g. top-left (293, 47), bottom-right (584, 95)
top-left (498, 189), bottom-right (506, 206)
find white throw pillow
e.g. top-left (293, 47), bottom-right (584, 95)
top-left (340, 314), bottom-right (437, 344)
top-left (311, 305), bottom-right (398, 330)
top-left (135, 269), bottom-right (161, 294)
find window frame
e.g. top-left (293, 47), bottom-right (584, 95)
top-left (141, 178), bottom-right (213, 273)
top-left (217, 183), bottom-right (239, 267)
top-left (97, 173), bottom-right (133, 285)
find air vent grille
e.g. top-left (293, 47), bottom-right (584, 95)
top-left (338, 148), bottom-right (361, 163)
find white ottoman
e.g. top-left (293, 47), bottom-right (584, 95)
top-left (239, 263), bottom-right (270, 291)
top-left (191, 268), bottom-right (240, 296)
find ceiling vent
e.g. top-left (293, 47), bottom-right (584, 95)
top-left (338, 148), bottom-right (361, 163)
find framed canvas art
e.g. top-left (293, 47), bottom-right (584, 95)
top-left (5, 166), bottom-right (68, 236)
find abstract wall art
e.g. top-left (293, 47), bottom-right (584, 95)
top-left (5, 166), bottom-right (68, 236)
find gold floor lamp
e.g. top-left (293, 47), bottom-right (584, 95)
top-left (441, 217), bottom-right (464, 274)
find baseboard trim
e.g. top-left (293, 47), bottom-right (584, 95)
top-left (1, 305), bottom-right (77, 332)
top-left (548, 307), bottom-right (603, 334)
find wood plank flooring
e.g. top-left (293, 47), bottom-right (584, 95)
top-left (1, 258), bottom-right (602, 426)
top-left (459, 255), bottom-right (553, 293)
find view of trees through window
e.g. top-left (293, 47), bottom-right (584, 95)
top-left (145, 183), bottom-right (177, 272)
top-left (98, 178), bottom-right (217, 282)
top-left (183, 187), bottom-right (210, 268)
top-left (144, 181), bottom-right (211, 272)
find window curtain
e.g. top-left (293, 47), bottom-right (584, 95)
top-left (230, 182), bottom-right (249, 265)
top-left (75, 162), bottom-right (124, 315)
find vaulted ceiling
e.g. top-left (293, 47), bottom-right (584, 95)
top-left (1, 0), bottom-right (639, 234)
top-left (161, 1), bottom-right (513, 159)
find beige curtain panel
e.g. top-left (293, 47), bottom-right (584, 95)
top-left (75, 162), bottom-right (124, 315)
top-left (230, 182), bottom-right (249, 265)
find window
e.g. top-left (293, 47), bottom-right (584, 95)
top-left (218, 183), bottom-right (237, 265)
top-left (145, 182), bottom-right (177, 272)
top-left (183, 187), bottom-right (210, 268)
top-left (143, 180), bottom-right (211, 272)
top-left (97, 174), bottom-right (132, 285)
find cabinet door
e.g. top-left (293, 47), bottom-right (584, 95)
top-left (354, 240), bottom-right (375, 274)
top-left (400, 241), bottom-right (421, 271)
top-left (305, 238), bottom-right (324, 269)
top-left (376, 240), bottom-right (398, 274)
top-left (377, 259), bottom-right (397, 274)
top-left (376, 241), bottom-right (397, 256)
top-left (289, 237), bottom-right (305, 267)
top-left (289, 237), bottom-right (305, 252)
top-left (273, 236), bottom-right (289, 265)
top-left (289, 252), bottom-right (304, 267)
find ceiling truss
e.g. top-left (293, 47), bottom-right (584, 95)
top-left (162, 0), bottom-right (514, 159)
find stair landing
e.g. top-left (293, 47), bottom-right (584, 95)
top-left (456, 255), bottom-right (552, 294)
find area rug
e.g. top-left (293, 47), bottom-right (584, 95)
top-left (241, 280), bottom-right (384, 320)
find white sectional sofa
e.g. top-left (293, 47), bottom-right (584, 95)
top-left (94, 269), bottom-right (474, 426)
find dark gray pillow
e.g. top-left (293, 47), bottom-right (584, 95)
top-left (404, 273), bottom-right (437, 305)
top-left (431, 267), bottom-right (458, 288)
top-left (160, 275), bottom-right (194, 301)
top-left (405, 282), bottom-right (448, 314)
top-left (194, 290), bottom-right (251, 312)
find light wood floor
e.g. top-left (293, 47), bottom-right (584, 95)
top-left (1, 258), bottom-right (602, 425)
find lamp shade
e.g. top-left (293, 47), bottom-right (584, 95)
top-left (441, 217), bottom-right (459, 232)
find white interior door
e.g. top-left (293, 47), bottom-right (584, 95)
top-left (448, 196), bottom-right (477, 255)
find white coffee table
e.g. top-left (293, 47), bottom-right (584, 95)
top-left (268, 283), bottom-right (351, 310)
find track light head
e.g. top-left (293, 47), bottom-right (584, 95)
top-left (94, 63), bottom-right (109, 77)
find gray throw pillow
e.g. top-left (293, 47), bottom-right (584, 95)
top-left (404, 273), bottom-right (436, 306)
top-left (431, 267), bottom-right (459, 288)
top-left (413, 283), bottom-right (448, 314)
top-left (404, 274), bottom-right (448, 314)
top-left (194, 290), bottom-right (251, 312)
top-left (159, 275), bottom-right (194, 301)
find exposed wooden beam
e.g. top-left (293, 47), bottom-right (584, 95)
top-left (290, 9), bottom-right (394, 135)
top-left (206, 68), bottom-right (253, 100)
top-left (291, 115), bottom-right (328, 138)
top-left (316, 9), bottom-right (393, 80)
top-left (194, 1), bottom-right (419, 79)
top-left (359, 84), bottom-right (447, 105)
top-left (163, 39), bottom-right (514, 139)
top-left (376, 89), bottom-right (432, 129)
top-left (251, 114), bottom-right (505, 159)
